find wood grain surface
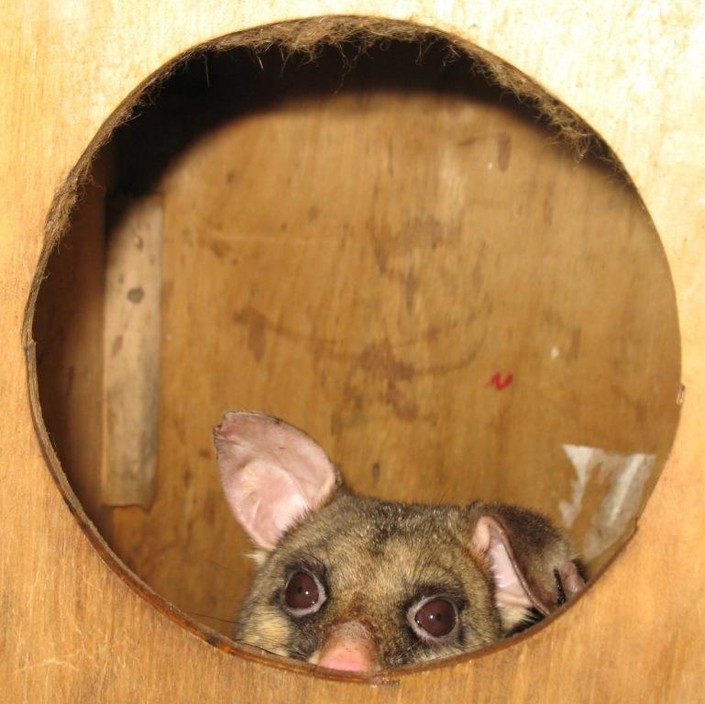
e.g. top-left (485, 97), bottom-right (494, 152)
top-left (3, 3), bottom-right (705, 702)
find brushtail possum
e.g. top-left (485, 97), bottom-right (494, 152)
top-left (214, 411), bottom-right (584, 674)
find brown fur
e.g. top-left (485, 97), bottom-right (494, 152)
top-left (235, 490), bottom-right (578, 667)
top-left (214, 411), bottom-right (583, 670)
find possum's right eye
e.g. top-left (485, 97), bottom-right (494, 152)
top-left (282, 570), bottom-right (327, 617)
top-left (407, 595), bottom-right (460, 642)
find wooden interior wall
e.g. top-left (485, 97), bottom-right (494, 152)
top-left (3, 3), bottom-right (705, 702)
top-left (34, 43), bottom-right (680, 634)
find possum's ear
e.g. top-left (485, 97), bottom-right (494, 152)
top-left (470, 503), bottom-right (584, 626)
top-left (214, 411), bottom-right (338, 551)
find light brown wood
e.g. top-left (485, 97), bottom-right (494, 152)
top-left (102, 195), bottom-right (163, 509)
top-left (32, 155), bottom-right (108, 526)
top-left (3, 3), bottom-right (705, 703)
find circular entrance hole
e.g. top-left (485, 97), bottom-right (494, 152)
top-left (28, 18), bottom-right (680, 665)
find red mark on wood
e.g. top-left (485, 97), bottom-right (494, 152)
top-left (488, 372), bottom-right (513, 390)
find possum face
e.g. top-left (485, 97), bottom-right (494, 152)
top-left (214, 411), bottom-right (583, 674)
top-left (235, 493), bottom-right (503, 669)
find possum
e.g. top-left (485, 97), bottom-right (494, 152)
top-left (213, 410), bottom-right (584, 674)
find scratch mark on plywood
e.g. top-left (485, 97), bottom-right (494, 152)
top-left (19, 657), bottom-right (80, 673)
top-left (231, 305), bottom-right (485, 377)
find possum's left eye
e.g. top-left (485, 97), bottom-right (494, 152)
top-left (282, 570), bottom-right (327, 617)
top-left (408, 596), bottom-right (460, 641)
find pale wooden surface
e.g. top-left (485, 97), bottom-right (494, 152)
top-left (102, 195), bottom-right (163, 509)
top-left (3, 2), bottom-right (705, 703)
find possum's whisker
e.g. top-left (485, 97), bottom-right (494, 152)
top-left (244, 639), bottom-right (311, 662)
top-left (183, 611), bottom-right (240, 626)
top-left (193, 555), bottom-right (248, 575)
top-left (388, 638), bottom-right (424, 666)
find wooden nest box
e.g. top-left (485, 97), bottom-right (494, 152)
top-left (4, 6), bottom-right (705, 703)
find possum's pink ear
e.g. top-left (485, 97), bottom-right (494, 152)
top-left (471, 509), bottom-right (583, 622)
top-left (472, 516), bottom-right (536, 612)
top-left (213, 411), bottom-right (338, 551)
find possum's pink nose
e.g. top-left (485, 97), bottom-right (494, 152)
top-left (310, 621), bottom-right (380, 674)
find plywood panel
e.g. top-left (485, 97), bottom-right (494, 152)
top-left (2, 4), bottom-right (705, 704)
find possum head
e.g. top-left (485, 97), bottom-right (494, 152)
top-left (214, 411), bottom-right (583, 674)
